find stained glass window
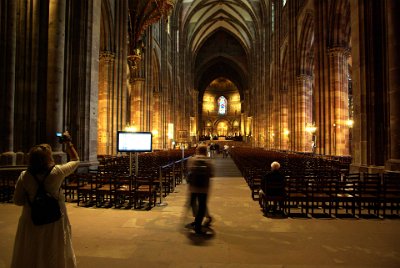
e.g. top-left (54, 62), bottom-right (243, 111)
top-left (218, 96), bottom-right (227, 115)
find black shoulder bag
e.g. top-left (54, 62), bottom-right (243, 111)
top-left (28, 167), bottom-right (62, 226)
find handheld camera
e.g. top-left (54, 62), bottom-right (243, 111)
top-left (56, 132), bottom-right (71, 143)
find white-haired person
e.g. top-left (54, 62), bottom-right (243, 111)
top-left (258, 161), bottom-right (285, 214)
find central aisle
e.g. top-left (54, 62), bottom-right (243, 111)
top-left (212, 154), bottom-right (242, 177)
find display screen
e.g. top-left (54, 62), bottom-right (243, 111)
top-left (117, 131), bottom-right (152, 152)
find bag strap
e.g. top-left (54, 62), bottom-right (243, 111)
top-left (26, 166), bottom-right (55, 205)
top-left (31, 166), bottom-right (54, 186)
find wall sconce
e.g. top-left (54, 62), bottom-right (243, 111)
top-left (346, 119), bottom-right (354, 128)
top-left (305, 123), bottom-right (317, 134)
top-left (284, 129), bottom-right (290, 136)
top-left (152, 129), bottom-right (159, 137)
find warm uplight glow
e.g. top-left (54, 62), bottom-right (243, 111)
top-left (284, 129), bottom-right (290, 136)
top-left (152, 129), bottom-right (159, 137)
top-left (125, 123), bottom-right (137, 132)
top-left (168, 123), bottom-right (174, 139)
top-left (346, 119), bottom-right (354, 128)
top-left (305, 123), bottom-right (317, 134)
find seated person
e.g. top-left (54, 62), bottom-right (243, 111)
top-left (259, 161), bottom-right (285, 213)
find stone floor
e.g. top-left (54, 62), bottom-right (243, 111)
top-left (1, 155), bottom-right (400, 268)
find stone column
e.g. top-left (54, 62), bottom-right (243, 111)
top-left (193, 90), bottom-right (199, 140)
top-left (128, 55), bottom-right (144, 132)
top-left (87, 0), bottom-right (102, 165)
top-left (386, 0), bottom-right (400, 171)
top-left (328, 47), bottom-right (350, 156)
top-left (280, 90), bottom-right (289, 150)
top-left (166, 96), bottom-right (173, 148)
top-left (46, 0), bottom-right (66, 162)
top-left (129, 77), bottom-right (144, 131)
top-left (152, 91), bottom-right (161, 149)
top-left (296, 74), bottom-right (313, 152)
top-left (98, 52), bottom-right (115, 155)
top-left (0, 0), bottom-right (17, 165)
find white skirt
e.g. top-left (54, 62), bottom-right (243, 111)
top-left (11, 203), bottom-right (77, 268)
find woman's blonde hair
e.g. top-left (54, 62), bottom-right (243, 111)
top-left (27, 144), bottom-right (55, 175)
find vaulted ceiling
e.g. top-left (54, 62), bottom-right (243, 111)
top-left (177, 0), bottom-right (264, 98)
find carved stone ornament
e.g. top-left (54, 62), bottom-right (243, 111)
top-left (128, 0), bottom-right (175, 64)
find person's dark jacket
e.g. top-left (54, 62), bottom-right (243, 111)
top-left (261, 170), bottom-right (285, 196)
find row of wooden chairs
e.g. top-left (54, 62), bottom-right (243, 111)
top-left (0, 170), bottom-right (21, 202)
top-left (229, 148), bottom-right (399, 218)
top-left (259, 173), bottom-right (400, 218)
top-left (0, 149), bottom-right (194, 208)
top-left (63, 157), bottom-right (190, 210)
top-left (71, 173), bottom-right (158, 209)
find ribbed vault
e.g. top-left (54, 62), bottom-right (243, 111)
top-left (178, 0), bottom-right (262, 99)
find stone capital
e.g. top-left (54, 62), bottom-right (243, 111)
top-left (327, 46), bottom-right (350, 57)
top-left (127, 54), bottom-right (142, 70)
top-left (129, 77), bottom-right (145, 84)
top-left (296, 74), bottom-right (312, 82)
top-left (99, 51), bottom-right (115, 63)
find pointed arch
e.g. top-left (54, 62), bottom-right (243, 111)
top-left (298, 11), bottom-right (314, 76)
top-left (100, 0), bottom-right (114, 52)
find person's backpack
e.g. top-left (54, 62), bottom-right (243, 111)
top-left (27, 167), bottom-right (62, 226)
top-left (188, 159), bottom-right (211, 188)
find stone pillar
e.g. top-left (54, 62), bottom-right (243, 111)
top-left (98, 52), bottom-right (115, 155)
top-left (328, 47), bottom-right (350, 156)
top-left (386, 0), bottom-right (400, 171)
top-left (129, 77), bottom-right (144, 130)
top-left (296, 74), bottom-right (313, 152)
top-left (0, 0), bottom-right (17, 165)
top-left (280, 90), bottom-right (289, 150)
top-left (193, 90), bottom-right (199, 141)
top-left (46, 0), bottom-right (66, 162)
top-left (87, 0), bottom-right (102, 165)
top-left (166, 96), bottom-right (173, 148)
top-left (152, 91), bottom-right (161, 149)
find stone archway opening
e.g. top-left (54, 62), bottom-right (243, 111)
top-left (200, 77), bottom-right (242, 140)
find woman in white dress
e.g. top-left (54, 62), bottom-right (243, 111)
top-left (11, 131), bottom-right (80, 268)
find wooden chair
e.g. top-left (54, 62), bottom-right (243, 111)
top-left (0, 170), bottom-right (21, 203)
top-left (332, 173), bottom-right (360, 218)
top-left (114, 175), bottom-right (135, 209)
top-left (63, 173), bottom-right (79, 202)
top-left (77, 173), bottom-right (96, 207)
top-left (173, 161), bottom-right (184, 185)
top-left (358, 173), bottom-right (381, 218)
top-left (134, 175), bottom-right (157, 210)
top-left (307, 176), bottom-right (335, 218)
top-left (95, 172), bottom-right (115, 208)
top-left (260, 180), bottom-right (286, 215)
top-left (381, 173), bottom-right (400, 217)
top-left (159, 165), bottom-right (174, 196)
top-left (251, 173), bottom-right (263, 200)
top-left (285, 176), bottom-right (309, 217)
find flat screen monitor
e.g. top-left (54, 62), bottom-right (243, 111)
top-left (117, 131), bottom-right (152, 152)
